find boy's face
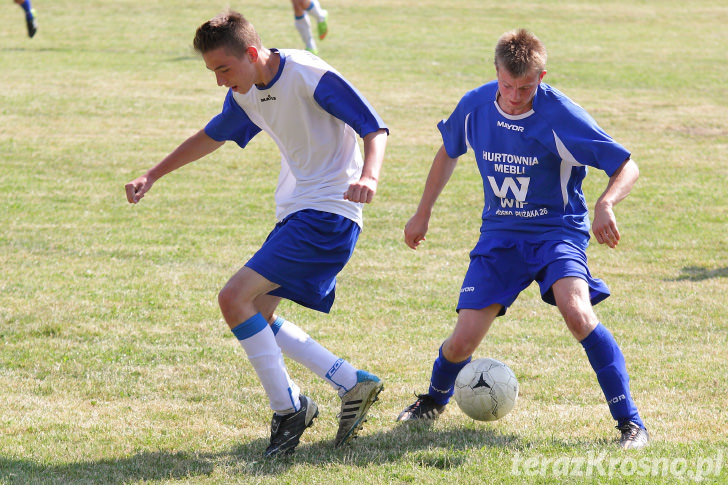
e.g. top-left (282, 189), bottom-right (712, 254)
top-left (495, 67), bottom-right (546, 115)
top-left (203, 46), bottom-right (258, 94)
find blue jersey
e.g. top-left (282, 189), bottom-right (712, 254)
top-left (438, 81), bottom-right (630, 245)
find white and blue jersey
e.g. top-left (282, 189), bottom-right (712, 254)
top-left (205, 48), bottom-right (388, 228)
top-left (438, 81), bottom-right (630, 246)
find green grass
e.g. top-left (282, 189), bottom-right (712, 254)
top-left (1, 0), bottom-right (727, 483)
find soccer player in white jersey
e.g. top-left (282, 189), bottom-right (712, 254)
top-left (398, 29), bottom-right (648, 450)
top-left (125, 11), bottom-right (388, 458)
top-left (290, 0), bottom-right (328, 54)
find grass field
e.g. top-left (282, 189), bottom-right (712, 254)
top-left (1, 0), bottom-right (727, 483)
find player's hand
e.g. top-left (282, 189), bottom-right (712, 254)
top-left (592, 204), bottom-right (620, 248)
top-left (344, 176), bottom-right (378, 204)
top-left (125, 175), bottom-right (153, 204)
top-left (404, 212), bottom-right (429, 250)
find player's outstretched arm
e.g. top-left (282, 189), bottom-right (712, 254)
top-left (404, 144), bottom-right (459, 250)
top-left (125, 129), bottom-right (225, 204)
top-left (344, 129), bottom-right (388, 204)
top-left (592, 158), bottom-right (639, 248)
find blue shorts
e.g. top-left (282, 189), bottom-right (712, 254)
top-left (245, 209), bottom-right (360, 313)
top-left (457, 238), bottom-right (610, 316)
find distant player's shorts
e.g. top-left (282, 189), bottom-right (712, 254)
top-left (457, 238), bottom-right (610, 316)
top-left (245, 209), bottom-right (360, 313)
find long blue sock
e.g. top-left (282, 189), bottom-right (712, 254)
top-left (428, 346), bottom-right (471, 405)
top-left (19, 0), bottom-right (33, 17)
top-left (581, 323), bottom-right (644, 428)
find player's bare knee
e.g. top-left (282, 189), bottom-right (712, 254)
top-left (217, 285), bottom-right (240, 317)
top-left (563, 311), bottom-right (597, 340)
top-left (444, 337), bottom-right (477, 362)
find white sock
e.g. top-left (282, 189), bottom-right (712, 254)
top-left (233, 316), bottom-right (300, 413)
top-left (272, 317), bottom-right (358, 395)
top-left (294, 14), bottom-right (316, 51)
top-left (307, 0), bottom-right (327, 22)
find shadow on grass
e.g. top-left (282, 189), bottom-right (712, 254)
top-left (0, 423), bottom-right (602, 482)
top-left (1, 46), bottom-right (197, 62)
top-left (231, 423), bottom-right (525, 478)
top-left (0, 449), bottom-right (215, 484)
top-left (670, 266), bottom-right (728, 282)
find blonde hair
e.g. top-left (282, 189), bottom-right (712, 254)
top-left (494, 29), bottom-right (547, 77)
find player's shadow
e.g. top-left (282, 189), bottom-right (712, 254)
top-left (0, 423), bottom-right (602, 482)
top-left (0, 46), bottom-right (197, 63)
top-left (0, 450), bottom-right (216, 484)
top-left (225, 424), bottom-right (603, 479)
top-left (669, 265), bottom-right (728, 281)
top-left (220, 424), bottom-right (526, 479)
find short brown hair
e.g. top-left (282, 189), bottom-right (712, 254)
top-left (494, 29), bottom-right (547, 78)
top-left (193, 10), bottom-right (261, 57)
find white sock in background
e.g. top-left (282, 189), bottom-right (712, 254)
top-left (294, 14), bottom-right (316, 51)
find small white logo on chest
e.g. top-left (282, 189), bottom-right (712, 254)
top-left (497, 120), bottom-right (524, 132)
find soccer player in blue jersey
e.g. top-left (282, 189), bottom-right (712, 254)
top-left (397, 29), bottom-right (648, 449)
top-left (125, 10), bottom-right (388, 458)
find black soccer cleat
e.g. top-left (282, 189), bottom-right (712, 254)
top-left (25, 10), bottom-right (37, 38)
top-left (263, 394), bottom-right (319, 458)
top-left (617, 421), bottom-right (649, 450)
top-left (396, 393), bottom-right (446, 421)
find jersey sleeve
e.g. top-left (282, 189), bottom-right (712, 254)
top-left (545, 96), bottom-right (631, 176)
top-left (437, 89), bottom-right (482, 159)
top-left (313, 71), bottom-right (388, 138)
top-left (204, 89), bottom-right (262, 148)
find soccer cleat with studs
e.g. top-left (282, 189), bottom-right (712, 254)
top-left (25, 9), bottom-right (37, 38)
top-left (396, 393), bottom-right (446, 421)
top-left (263, 394), bottom-right (319, 458)
top-left (334, 370), bottom-right (383, 447)
top-left (316, 11), bottom-right (328, 40)
top-left (617, 421), bottom-right (649, 450)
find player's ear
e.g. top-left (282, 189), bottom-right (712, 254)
top-left (246, 46), bottom-right (259, 63)
top-left (539, 70), bottom-right (547, 82)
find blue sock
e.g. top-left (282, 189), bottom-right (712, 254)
top-left (428, 346), bottom-right (471, 405)
top-left (581, 323), bottom-right (644, 428)
top-left (20, 0), bottom-right (33, 16)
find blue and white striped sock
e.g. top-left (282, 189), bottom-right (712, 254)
top-left (232, 313), bottom-right (299, 413)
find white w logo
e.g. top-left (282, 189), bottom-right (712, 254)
top-left (487, 176), bottom-right (530, 201)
